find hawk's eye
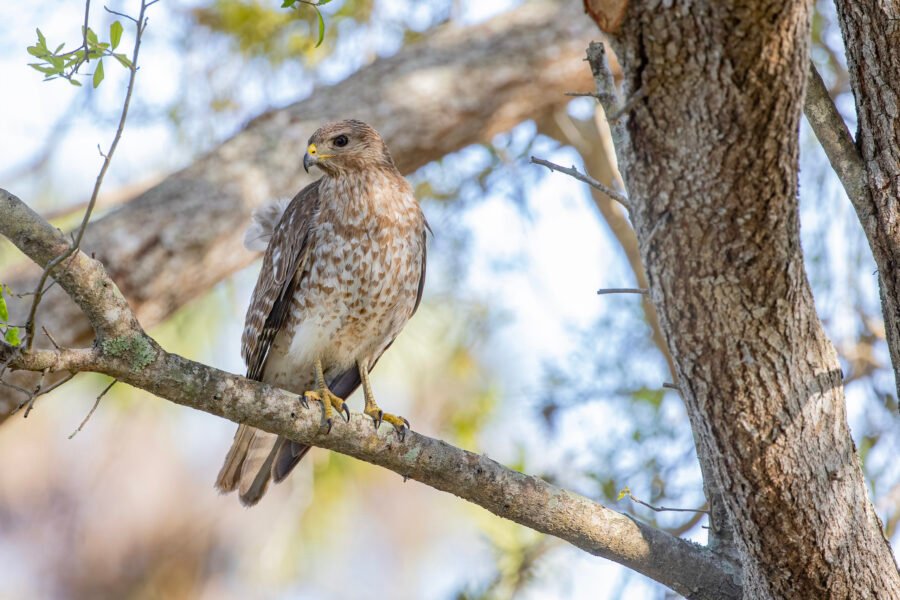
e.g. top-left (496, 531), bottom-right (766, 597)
top-left (333, 134), bottom-right (349, 147)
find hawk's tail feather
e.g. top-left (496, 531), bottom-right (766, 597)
top-left (216, 425), bottom-right (309, 506)
top-left (237, 431), bottom-right (283, 506)
top-left (273, 441), bottom-right (312, 483)
top-left (215, 423), bottom-right (254, 493)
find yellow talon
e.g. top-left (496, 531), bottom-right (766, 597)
top-left (303, 357), bottom-right (349, 433)
top-left (358, 358), bottom-right (410, 441)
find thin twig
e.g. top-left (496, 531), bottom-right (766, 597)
top-left (81, 0), bottom-right (92, 63)
top-left (104, 5), bottom-right (139, 24)
top-left (38, 371), bottom-right (77, 397)
top-left (565, 91), bottom-right (601, 98)
top-left (42, 326), bottom-right (61, 350)
top-left (624, 490), bottom-right (709, 514)
top-left (69, 378), bottom-right (116, 439)
top-left (22, 0), bottom-right (153, 350)
top-left (606, 87), bottom-right (647, 124)
top-left (22, 368), bottom-right (51, 417)
top-left (0, 378), bottom-right (32, 399)
top-left (597, 287), bottom-right (647, 295)
top-left (530, 156), bottom-right (630, 209)
top-left (662, 382), bottom-right (679, 390)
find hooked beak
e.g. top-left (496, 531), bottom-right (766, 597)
top-left (303, 142), bottom-right (334, 173)
top-left (303, 143), bottom-right (317, 173)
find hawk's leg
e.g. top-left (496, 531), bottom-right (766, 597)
top-left (357, 358), bottom-right (409, 441)
top-left (303, 357), bottom-right (350, 433)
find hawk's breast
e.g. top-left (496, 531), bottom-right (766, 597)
top-left (262, 176), bottom-right (424, 391)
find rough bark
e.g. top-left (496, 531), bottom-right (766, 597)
top-left (834, 1), bottom-right (900, 405)
top-left (593, 1), bottom-right (900, 597)
top-left (0, 188), bottom-right (743, 600)
top-left (0, 0), bottom-right (595, 419)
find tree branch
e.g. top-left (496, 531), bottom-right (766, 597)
top-left (802, 60), bottom-right (873, 234)
top-left (0, 186), bottom-right (742, 598)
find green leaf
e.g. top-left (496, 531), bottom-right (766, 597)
top-left (281, 0), bottom-right (297, 7)
top-left (0, 289), bottom-right (8, 322)
top-left (36, 28), bottom-right (46, 47)
top-left (85, 27), bottom-right (99, 45)
top-left (28, 63), bottom-right (56, 75)
top-left (92, 60), bottom-right (104, 88)
top-left (110, 21), bottom-right (123, 50)
top-left (616, 486), bottom-right (631, 501)
top-left (113, 53), bottom-right (133, 69)
top-left (5, 327), bottom-right (20, 347)
top-left (69, 78), bottom-right (83, 87)
top-left (314, 6), bottom-right (325, 48)
top-left (318, 0), bottom-right (334, 5)
top-left (26, 45), bottom-right (44, 58)
top-left (54, 43), bottom-right (65, 53)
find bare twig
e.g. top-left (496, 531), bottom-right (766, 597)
top-left (597, 287), bottom-right (647, 295)
top-left (104, 5), bottom-right (139, 24)
top-left (586, 43), bottom-right (630, 173)
top-left (37, 371), bottom-right (77, 397)
top-left (21, 368), bottom-right (50, 417)
top-left (22, 0), bottom-right (153, 350)
top-left (623, 488), bottom-right (710, 515)
top-left (565, 91), bottom-right (601, 98)
top-left (606, 87), bottom-right (647, 124)
top-left (69, 377), bottom-right (116, 438)
top-left (530, 156), bottom-right (630, 208)
top-left (662, 382), bottom-right (679, 390)
top-left (42, 326), bottom-right (61, 350)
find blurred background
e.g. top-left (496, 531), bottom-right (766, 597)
top-left (0, 1), bottom-right (896, 599)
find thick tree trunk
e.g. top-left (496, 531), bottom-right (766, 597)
top-left (601, 2), bottom-right (900, 597)
top-left (0, 1), bottom-right (594, 419)
top-left (834, 2), bottom-right (900, 404)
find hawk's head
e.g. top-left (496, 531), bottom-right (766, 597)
top-left (303, 119), bottom-right (394, 175)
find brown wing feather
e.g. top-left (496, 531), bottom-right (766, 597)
top-left (242, 180), bottom-right (321, 381)
top-left (216, 181), bottom-right (320, 501)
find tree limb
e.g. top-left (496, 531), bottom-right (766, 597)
top-left (802, 61), bottom-right (872, 234)
top-left (0, 186), bottom-right (741, 599)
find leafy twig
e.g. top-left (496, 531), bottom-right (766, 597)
top-left (22, 0), bottom-right (154, 351)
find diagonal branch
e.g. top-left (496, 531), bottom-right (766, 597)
top-left (802, 61), bottom-right (873, 234)
top-left (0, 187), bottom-right (742, 599)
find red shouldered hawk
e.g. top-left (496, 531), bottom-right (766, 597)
top-left (215, 120), bottom-right (428, 506)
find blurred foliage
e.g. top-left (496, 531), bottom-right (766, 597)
top-left (191, 0), bottom-right (363, 63)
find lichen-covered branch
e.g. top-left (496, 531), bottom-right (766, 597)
top-left (0, 187), bottom-right (741, 598)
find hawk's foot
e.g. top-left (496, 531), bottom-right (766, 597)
top-left (304, 387), bottom-right (350, 434)
top-left (364, 405), bottom-right (410, 442)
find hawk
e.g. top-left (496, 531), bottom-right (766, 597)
top-left (215, 120), bottom-right (428, 506)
